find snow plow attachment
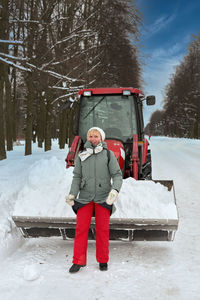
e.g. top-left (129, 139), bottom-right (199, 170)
top-left (12, 180), bottom-right (178, 242)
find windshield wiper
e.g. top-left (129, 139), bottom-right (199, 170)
top-left (83, 96), bottom-right (105, 119)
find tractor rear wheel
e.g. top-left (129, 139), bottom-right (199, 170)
top-left (141, 150), bottom-right (152, 180)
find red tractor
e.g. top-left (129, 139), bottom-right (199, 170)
top-left (12, 88), bottom-right (178, 241)
top-left (66, 87), bottom-right (155, 180)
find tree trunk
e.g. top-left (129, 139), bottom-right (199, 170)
top-left (59, 110), bottom-right (68, 149)
top-left (5, 73), bottom-right (13, 151)
top-left (37, 93), bottom-right (45, 148)
top-left (12, 68), bottom-right (17, 142)
top-left (0, 76), bottom-right (6, 160)
top-left (44, 95), bottom-right (51, 152)
top-left (68, 108), bottom-right (75, 146)
top-left (25, 73), bottom-right (34, 155)
top-left (24, 0), bottom-right (38, 155)
top-left (1, 0), bottom-right (13, 151)
top-left (0, 0), bottom-right (7, 159)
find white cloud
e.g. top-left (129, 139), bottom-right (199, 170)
top-left (144, 14), bottom-right (176, 38)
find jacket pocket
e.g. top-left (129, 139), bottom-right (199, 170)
top-left (98, 179), bottom-right (111, 192)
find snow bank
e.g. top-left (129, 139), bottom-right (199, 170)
top-left (0, 141), bottom-right (68, 257)
top-left (0, 188), bottom-right (22, 257)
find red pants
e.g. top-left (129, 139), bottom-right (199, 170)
top-left (72, 202), bottom-right (110, 265)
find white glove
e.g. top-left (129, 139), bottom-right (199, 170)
top-left (65, 194), bottom-right (75, 206)
top-left (106, 189), bottom-right (118, 205)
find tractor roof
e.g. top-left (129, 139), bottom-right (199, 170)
top-left (78, 87), bottom-right (145, 97)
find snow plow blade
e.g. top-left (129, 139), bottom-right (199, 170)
top-left (12, 180), bottom-right (178, 242)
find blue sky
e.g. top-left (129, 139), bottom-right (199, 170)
top-left (135, 0), bottom-right (200, 124)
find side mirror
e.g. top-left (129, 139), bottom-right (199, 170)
top-left (146, 95), bottom-right (156, 105)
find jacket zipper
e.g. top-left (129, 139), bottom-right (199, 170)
top-left (94, 150), bottom-right (96, 198)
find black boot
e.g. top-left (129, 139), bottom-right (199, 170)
top-left (69, 264), bottom-right (86, 273)
top-left (99, 263), bottom-right (108, 271)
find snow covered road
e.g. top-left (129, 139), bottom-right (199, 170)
top-left (0, 137), bottom-right (200, 300)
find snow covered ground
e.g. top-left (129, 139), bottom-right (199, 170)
top-left (0, 137), bottom-right (200, 300)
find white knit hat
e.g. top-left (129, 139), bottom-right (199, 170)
top-left (87, 127), bottom-right (106, 141)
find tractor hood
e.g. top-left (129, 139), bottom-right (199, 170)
top-left (105, 139), bottom-right (125, 170)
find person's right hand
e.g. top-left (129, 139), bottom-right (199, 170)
top-left (106, 189), bottom-right (118, 205)
top-left (65, 194), bottom-right (75, 206)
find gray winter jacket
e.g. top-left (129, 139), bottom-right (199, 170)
top-left (69, 141), bottom-right (122, 207)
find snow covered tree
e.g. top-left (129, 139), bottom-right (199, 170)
top-left (0, 1), bottom-right (6, 160)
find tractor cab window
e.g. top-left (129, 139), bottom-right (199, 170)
top-left (78, 95), bottom-right (137, 142)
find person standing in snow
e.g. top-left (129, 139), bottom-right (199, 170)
top-left (65, 127), bottom-right (122, 273)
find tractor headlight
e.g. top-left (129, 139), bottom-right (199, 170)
top-left (83, 91), bottom-right (92, 96)
top-left (122, 90), bottom-right (131, 96)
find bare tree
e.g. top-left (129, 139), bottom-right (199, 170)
top-left (0, 0), bottom-right (143, 157)
top-left (150, 33), bottom-right (200, 138)
top-left (0, 0), bottom-right (9, 159)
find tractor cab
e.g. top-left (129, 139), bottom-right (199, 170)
top-left (78, 88), bottom-right (140, 143)
top-left (67, 88), bottom-right (155, 179)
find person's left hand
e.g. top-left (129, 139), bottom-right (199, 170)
top-left (65, 194), bottom-right (75, 206)
top-left (106, 189), bottom-right (118, 205)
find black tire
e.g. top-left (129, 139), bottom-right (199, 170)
top-left (141, 150), bottom-right (152, 180)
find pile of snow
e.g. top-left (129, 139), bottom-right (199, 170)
top-left (114, 178), bottom-right (177, 219)
top-left (13, 156), bottom-right (74, 218)
top-left (23, 264), bottom-right (40, 281)
top-left (0, 141), bottom-right (68, 257)
top-left (13, 156), bottom-right (177, 219)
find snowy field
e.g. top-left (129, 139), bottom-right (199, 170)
top-left (0, 136), bottom-right (200, 300)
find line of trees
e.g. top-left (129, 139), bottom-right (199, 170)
top-left (0, 0), bottom-right (143, 160)
top-left (146, 33), bottom-right (200, 139)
